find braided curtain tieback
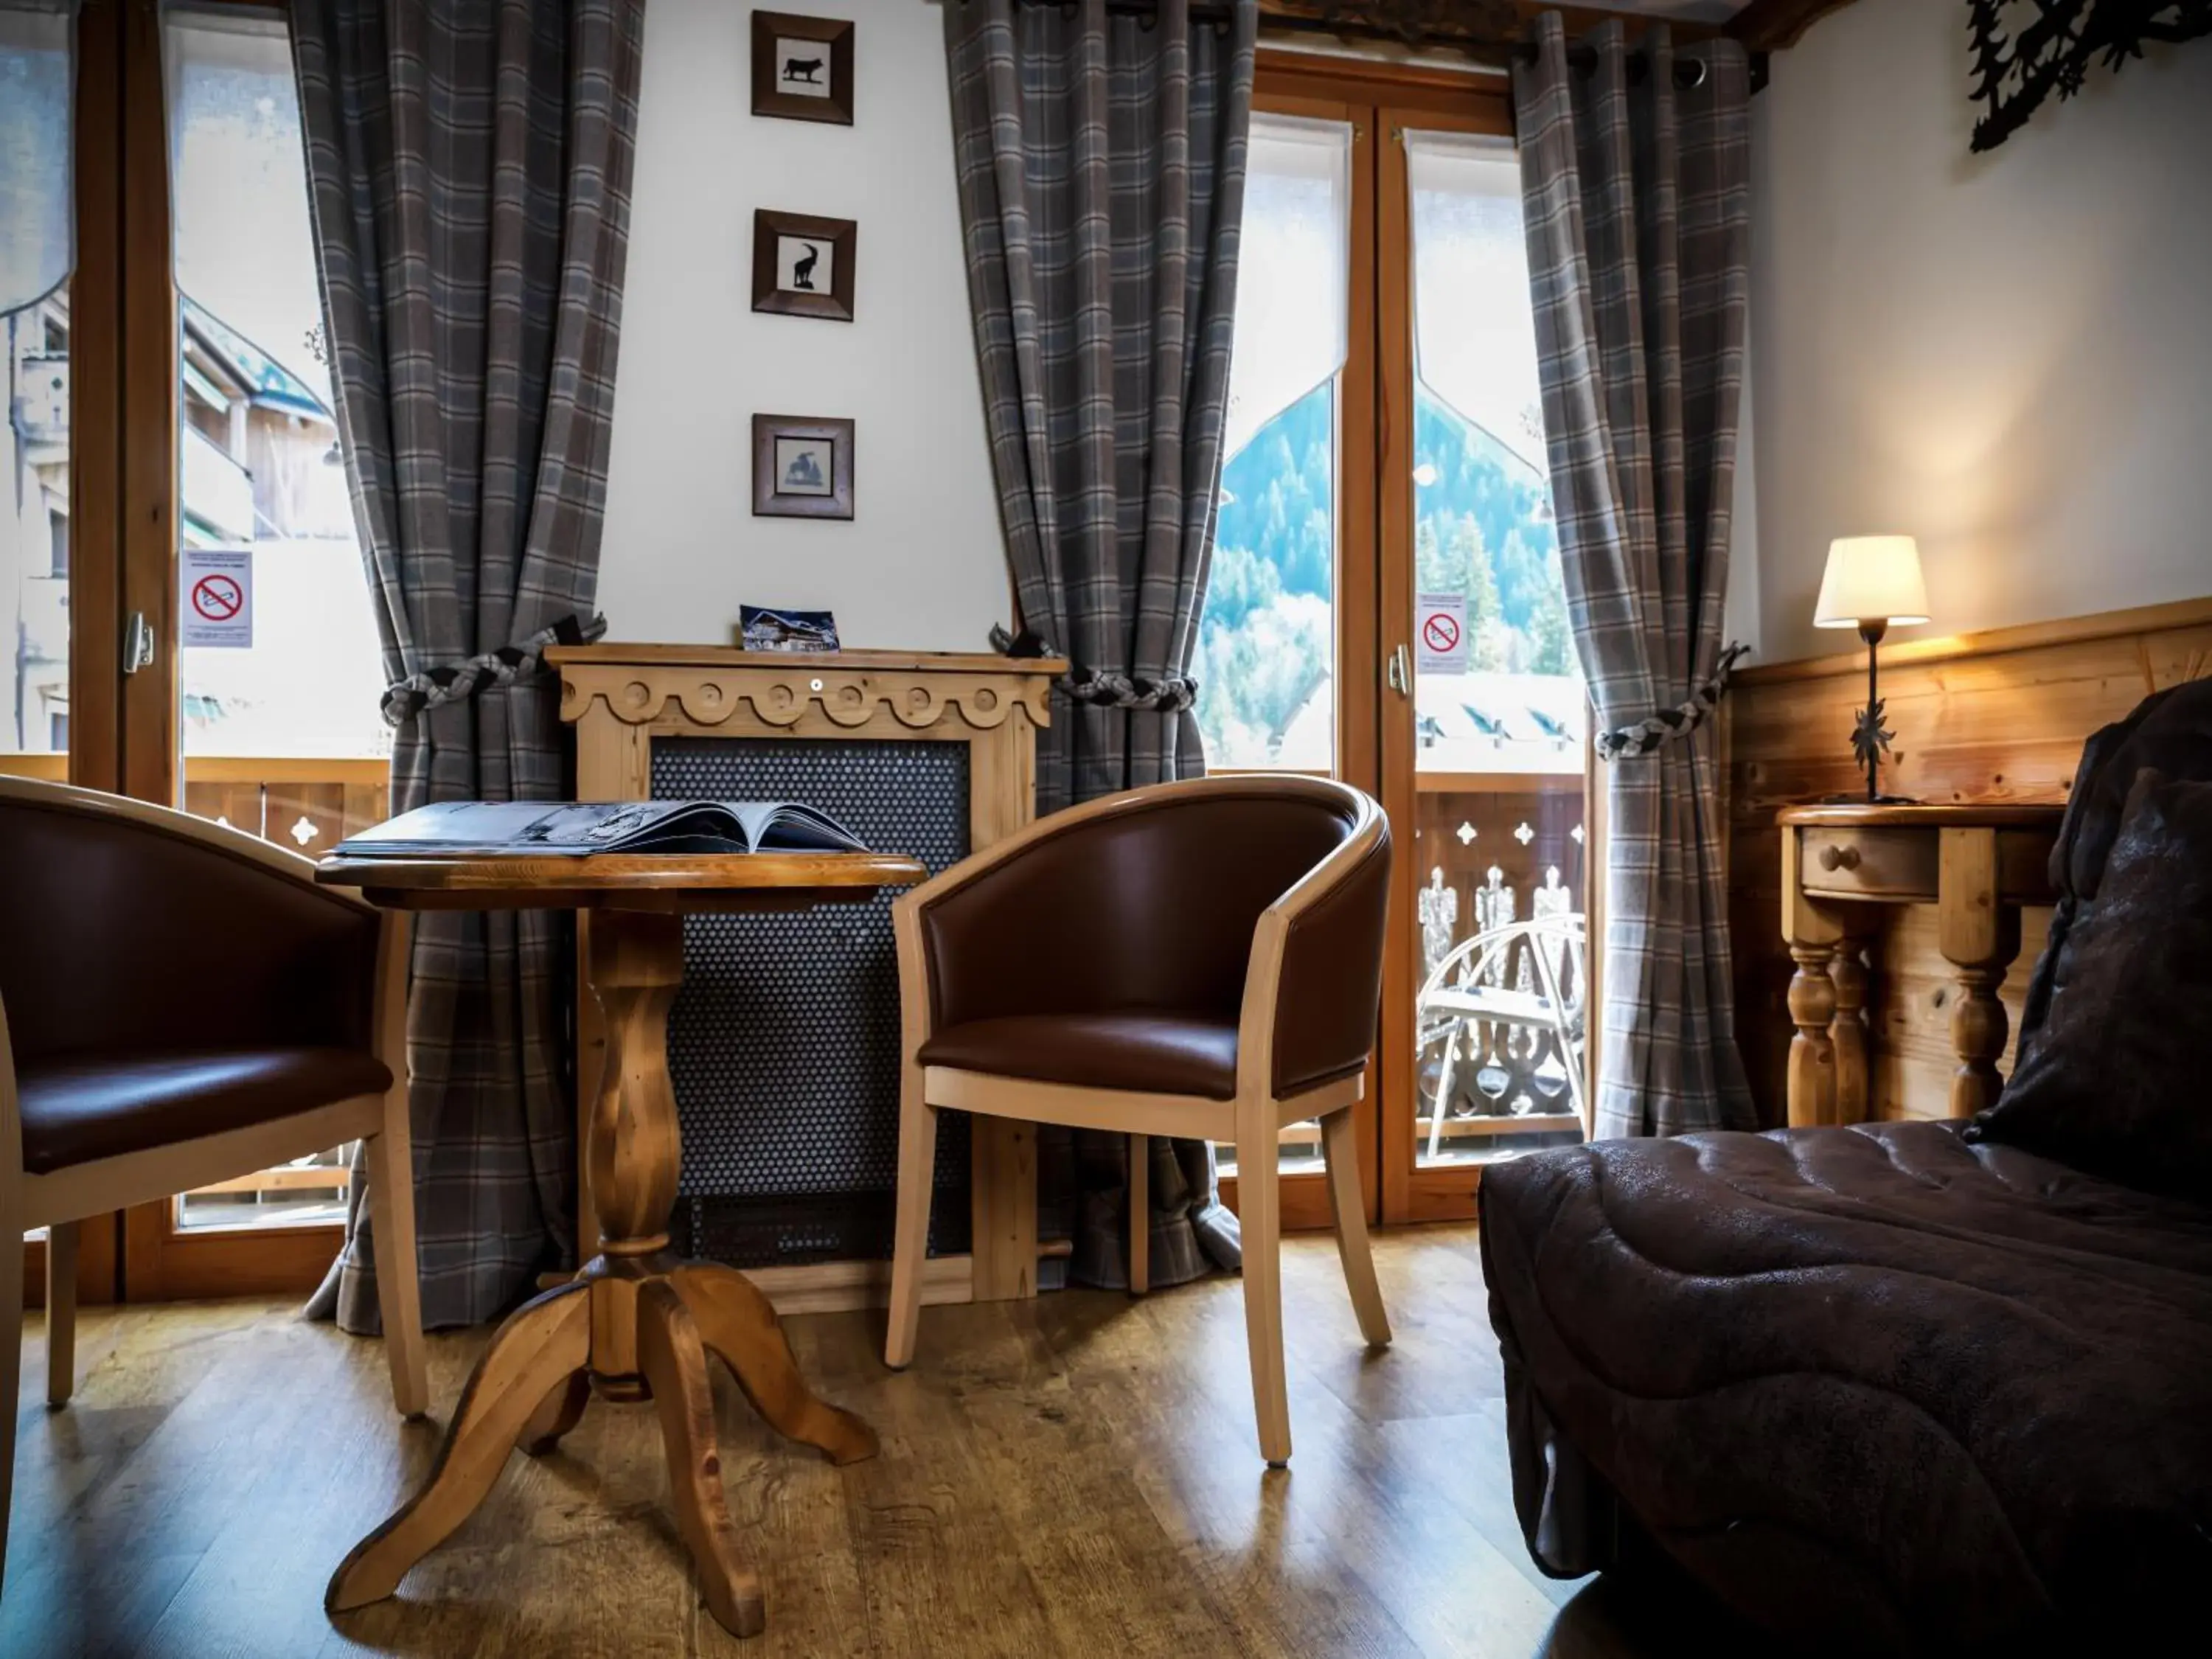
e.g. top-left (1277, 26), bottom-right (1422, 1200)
top-left (1593, 642), bottom-right (1751, 761)
top-left (380, 612), bottom-right (609, 728)
top-left (987, 624), bottom-right (1198, 712)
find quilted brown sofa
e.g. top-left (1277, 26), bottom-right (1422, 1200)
top-left (1480, 680), bottom-right (2212, 1655)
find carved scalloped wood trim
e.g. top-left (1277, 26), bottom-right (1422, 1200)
top-left (557, 662), bottom-right (1058, 734)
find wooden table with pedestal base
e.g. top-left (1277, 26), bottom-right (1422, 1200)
top-left (313, 848), bottom-right (925, 1640)
top-left (1778, 803), bottom-right (2062, 1127)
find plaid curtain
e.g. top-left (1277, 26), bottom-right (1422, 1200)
top-left (1514, 14), bottom-right (1756, 1138)
top-left (945, 0), bottom-right (1256, 1288)
top-left (294, 0), bottom-right (645, 1330)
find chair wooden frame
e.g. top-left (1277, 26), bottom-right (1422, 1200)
top-left (0, 779), bottom-right (428, 1596)
top-left (883, 774), bottom-right (1394, 1466)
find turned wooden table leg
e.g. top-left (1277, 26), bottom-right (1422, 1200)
top-left (1781, 827), bottom-right (1846, 1129)
top-left (1787, 944), bottom-right (1840, 1127)
top-left (1940, 828), bottom-right (2022, 1117)
top-left (1829, 925), bottom-right (1874, 1127)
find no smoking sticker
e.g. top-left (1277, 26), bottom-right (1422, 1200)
top-left (181, 546), bottom-right (253, 648)
top-left (1416, 591), bottom-right (1469, 676)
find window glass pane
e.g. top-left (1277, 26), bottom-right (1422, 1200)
top-left (1, 1), bottom-right (74, 762)
top-left (1405, 131), bottom-right (1586, 1170)
top-left (1194, 114), bottom-right (1348, 775)
top-left (167, 6), bottom-right (387, 771)
top-left (167, 7), bottom-right (382, 1233)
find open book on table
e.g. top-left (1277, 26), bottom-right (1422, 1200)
top-left (333, 799), bottom-right (869, 859)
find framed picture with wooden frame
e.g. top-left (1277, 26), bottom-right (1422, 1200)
top-left (752, 209), bottom-right (856, 322)
top-left (751, 10), bottom-right (854, 125)
top-left (752, 414), bottom-right (855, 521)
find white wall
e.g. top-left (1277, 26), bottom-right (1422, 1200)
top-left (1748, 0), bottom-right (2212, 664)
top-left (598, 0), bottom-right (1009, 651)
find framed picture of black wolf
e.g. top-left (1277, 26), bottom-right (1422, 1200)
top-left (751, 10), bottom-right (855, 126)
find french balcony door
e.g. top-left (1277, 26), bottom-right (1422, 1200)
top-left (3, 0), bottom-right (387, 1301)
top-left (1198, 55), bottom-right (1594, 1231)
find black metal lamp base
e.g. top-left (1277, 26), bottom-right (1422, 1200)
top-left (1837, 619), bottom-right (1914, 805)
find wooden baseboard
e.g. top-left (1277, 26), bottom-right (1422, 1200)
top-left (748, 1253), bottom-right (974, 1318)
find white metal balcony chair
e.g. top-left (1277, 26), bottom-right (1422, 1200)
top-left (1417, 907), bottom-right (1587, 1158)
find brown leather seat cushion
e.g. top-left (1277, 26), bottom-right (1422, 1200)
top-left (918, 1012), bottom-right (1239, 1099)
top-left (17, 1047), bottom-right (393, 1176)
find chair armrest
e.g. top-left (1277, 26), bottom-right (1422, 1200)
top-left (1237, 799), bottom-right (1392, 1102)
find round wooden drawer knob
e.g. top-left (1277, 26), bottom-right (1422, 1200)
top-left (1818, 843), bottom-right (1861, 872)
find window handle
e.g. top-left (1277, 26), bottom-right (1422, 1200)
top-left (124, 611), bottom-right (156, 675)
top-left (1388, 643), bottom-right (1411, 697)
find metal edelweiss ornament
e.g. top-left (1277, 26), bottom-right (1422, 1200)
top-left (1851, 692), bottom-right (1894, 791)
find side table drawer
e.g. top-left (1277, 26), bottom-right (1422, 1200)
top-left (1796, 826), bottom-right (1937, 900)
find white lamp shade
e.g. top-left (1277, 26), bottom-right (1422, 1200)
top-left (1813, 535), bottom-right (1929, 628)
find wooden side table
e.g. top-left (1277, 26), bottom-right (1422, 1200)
top-left (314, 848), bottom-right (924, 1640)
top-left (1778, 804), bottom-right (2063, 1127)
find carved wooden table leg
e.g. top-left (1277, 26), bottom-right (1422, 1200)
top-left (667, 1263), bottom-right (878, 1463)
top-left (1939, 827), bottom-right (2022, 1117)
top-left (638, 1280), bottom-right (765, 1638)
top-left (518, 1371), bottom-right (591, 1456)
top-left (327, 1281), bottom-right (591, 1611)
top-left (1829, 925), bottom-right (1874, 1127)
top-left (1787, 944), bottom-right (1840, 1127)
top-left (1781, 829), bottom-right (1846, 1128)
top-left (327, 903), bottom-right (878, 1641)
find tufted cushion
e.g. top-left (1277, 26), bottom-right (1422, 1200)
top-left (1480, 1121), bottom-right (2212, 1654)
top-left (1967, 772), bottom-right (2212, 1201)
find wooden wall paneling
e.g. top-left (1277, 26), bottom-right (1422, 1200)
top-left (1866, 904), bottom-right (2044, 1123)
top-left (1730, 598), bottom-right (2212, 1122)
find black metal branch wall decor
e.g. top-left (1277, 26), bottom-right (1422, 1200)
top-left (1968, 0), bottom-right (2212, 151)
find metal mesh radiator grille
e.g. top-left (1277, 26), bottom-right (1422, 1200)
top-left (651, 736), bottom-right (971, 1267)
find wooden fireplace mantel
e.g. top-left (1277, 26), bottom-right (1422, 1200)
top-left (548, 643), bottom-right (1067, 1309)
top-left (552, 645), bottom-right (1063, 737)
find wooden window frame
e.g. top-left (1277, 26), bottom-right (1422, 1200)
top-left (1220, 51), bottom-right (1594, 1230)
top-left (18, 0), bottom-right (352, 1304)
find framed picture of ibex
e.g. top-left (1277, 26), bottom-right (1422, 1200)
top-left (751, 209), bottom-right (857, 322)
top-left (751, 11), bottom-right (854, 126)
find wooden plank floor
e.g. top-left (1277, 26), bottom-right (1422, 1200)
top-left (4, 1226), bottom-right (1757, 1658)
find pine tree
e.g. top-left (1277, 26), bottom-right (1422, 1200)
top-left (1530, 570), bottom-right (1573, 677)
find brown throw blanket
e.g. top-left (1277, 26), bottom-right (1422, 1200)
top-left (1481, 1119), bottom-right (2212, 1652)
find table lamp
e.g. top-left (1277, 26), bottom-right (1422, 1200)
top-left (1814, 535), bottom-right (1928, 802)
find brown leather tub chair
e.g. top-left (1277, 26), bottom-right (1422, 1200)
top-left (0, 777), bottom-right (427, 1593)
top-left (883, 775), bottom-right (1394, 1465)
